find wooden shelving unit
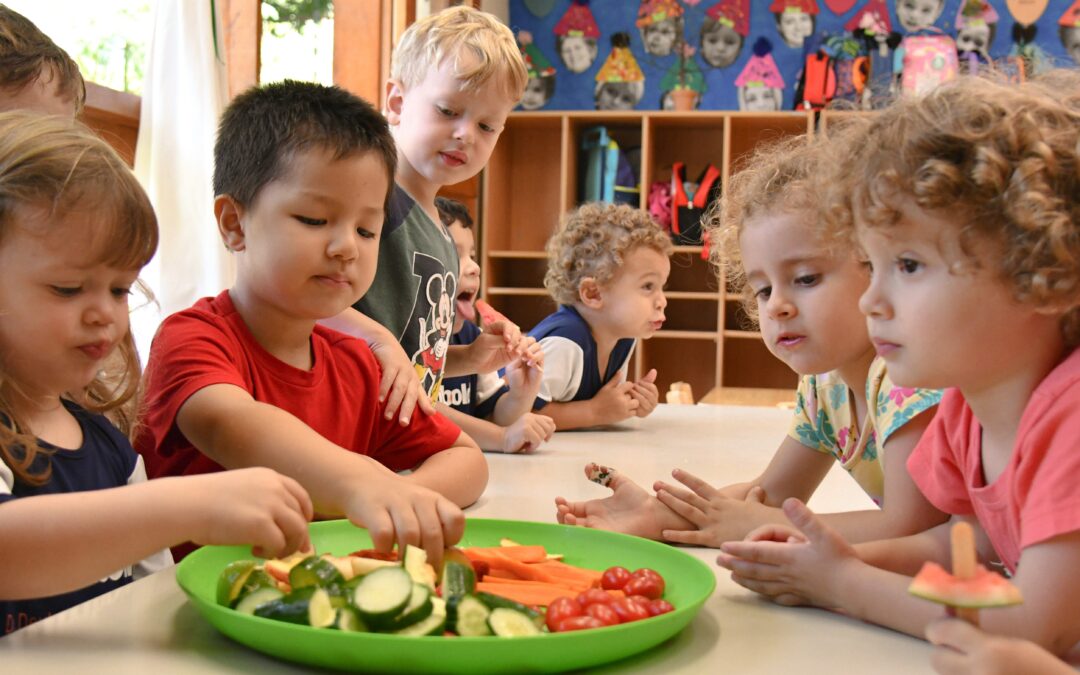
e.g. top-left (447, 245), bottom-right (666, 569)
top-left (479, 110), bottom-right (823, 401)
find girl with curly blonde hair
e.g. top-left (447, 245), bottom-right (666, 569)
top-left (720, 71), bottom-right (1080, 657)
top-left (558, 128), bottom-right (945, 547)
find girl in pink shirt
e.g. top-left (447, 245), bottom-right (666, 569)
top-left (717, 71), bottom-right (1080, 658)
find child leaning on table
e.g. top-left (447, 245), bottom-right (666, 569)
top-left (136, 81), bottom-right (486, 565)
top-left (0, 113), bottom-right (312, 635)
top-left (717, 72), bottom-right (1080, 655)
top-left (321, 5), bottom-right (539, 414)
top-left (556, 129), bottom-right (946, 545)
top-left (434, 197), bottom-right (555, 453)
top-left (489, 203), bottom-right (669, 432)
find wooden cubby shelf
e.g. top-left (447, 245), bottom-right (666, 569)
top-left (479, 110), bottom-right (829, 401)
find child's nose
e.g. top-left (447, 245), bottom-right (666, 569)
top-left (328, 229), bottom-right (359, 260)
top-left (766, 292), bottom-right (795, 319)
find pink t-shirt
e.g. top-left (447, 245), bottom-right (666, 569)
top-left (907, 347), bottom-right (1080, 574)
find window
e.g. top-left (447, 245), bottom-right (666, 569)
top-left (260, 0), bottom-right (333, 85)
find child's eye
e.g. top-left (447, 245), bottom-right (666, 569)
top-left (111, 287), bottom-right (133, 298)
top-left (50, 286), bottom-right (80, 297)
top-left (753, 286), bottom-right (772, 300)
top-left (642, 282), bottom-right (655, 292)
top-left (794, 274), bottom-right (820, 287)
top-left (437, 105), bottom-right (458, 118)
top-left (295, 215), bottom-right (327, 226)
top-left (356, 227), bottom-right (377, 240)
top-left (479, 123), bottom-right (495, 133)
top-left (896, 257), bottom-right (921, 274)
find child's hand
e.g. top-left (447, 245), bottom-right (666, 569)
top-left (468, 320), bottom-right (537, 374)
top-left (716, 498), bottom-right (857, 608)
top-left (925, 618), bottom-right (1074, 675)
top-left (503, 342), bottom-right (545, 399)
top-left (501, 413), bottom-right (556, 454)
top-left (554, 464), bottom-right (692, 540)
top-left (343, 475), bottom-right (464, 569)
top-left (629, 369), bottom-right (659, 418)
top-left (369, 338), bottom-right (435, 425)
top-left (590, 373), bottom-right (639, 425)
top-left (190, 468), bottom-right (314, 559)
top-left (653, 468), bottom-right (771, 547)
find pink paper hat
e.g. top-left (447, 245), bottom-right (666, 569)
top-left (736, 38), bottom-right (784, 88)
top-left (706, 0), bottom-right (750, 37)
top-left (554, 0), bottom-right (600, 38)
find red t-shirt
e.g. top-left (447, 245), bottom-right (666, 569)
top-left (907, 347), bottom-right (1080, 574)
top-left (136, 291), bottom-right (462, 480)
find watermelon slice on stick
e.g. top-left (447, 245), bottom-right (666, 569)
top-left (908, 522), bottom-right (1022, 627)
top-left (475, 299), bottom-right (511, 330)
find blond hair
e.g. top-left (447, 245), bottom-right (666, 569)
top-left (848, 71), bottom-right (1080, 345)
top-left (392, 6), bottom-right (528, 102)
top-left (705, 129), bottom-right (857, 326)
top-left (545, 203), bottom-right (673, 306)
top-left (0, 112), bottom-right (158, 486)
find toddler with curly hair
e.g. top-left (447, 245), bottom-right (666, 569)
top-left (490, 203), bottom-right (670, 432)
top-left (719, 71), bottom-right (1080, 657)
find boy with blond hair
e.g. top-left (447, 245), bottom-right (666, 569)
top-left (498, 203), bottom-right (670, 431)
top-left (0, 4), bottom-right (84, 115)
top-left (324, 6), bottom-right (539, 420)
top-left (137, 81), bottom-right (487, 564)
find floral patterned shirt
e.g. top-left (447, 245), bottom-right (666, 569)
top-left (787, 357), bottom-right (942, 506)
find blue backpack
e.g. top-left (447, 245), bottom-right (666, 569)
top-left (580, 126), bottom-right (639, 205)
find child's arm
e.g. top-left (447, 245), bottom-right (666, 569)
top-left (0, 468), bottom-right (312, 600)
top-left (719, 502), bottom-right (1080, 655)
top-left (176, 384), bottom-right (463, 565)
top-left (490, 352), bottom-right (545, 426)
top-left (542, 372), bottom-right (640, 430)
top-left (436, 403), bottom-right (555, 454)
top-left (400, 430), bottom-right (487, 505)
top-left (320, 307), bottom-right (433, 424)
top-left (926, 618), bottom-right (1077, 675)
top-left (444, 323), bottom-right (542, 378)
top-left (555, 465), bottom-right (695, 540)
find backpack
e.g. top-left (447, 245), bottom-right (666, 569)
top-left (897, 29), bottom-right (958, 97)
top-left (670, 162), bottom-right (721, 246)
top-left (795, 50), bottom-right (838, 110)
top-left (580, 126), bottom-right (639, 205)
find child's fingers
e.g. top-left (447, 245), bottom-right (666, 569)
top-left (281, 475), bottom-right (315, 521)
top-left (925, 617), bottom-right (981, 651)
top-left (746, 486), bottom-right (767, 504)
top-left (641, 368), bottom-right (657, 384)
top-left (275, 504), bottom-right (311, 558)
top-left (654, 481), bottom-right (711, 512)
top-left (671, 468), bottom-right (719, 499)
top-left (656, 488), bottom-right (707, 525)
top-left (537, 415), bottom-right (556, 438)
top-left (780, 498), bottom-right (835, 546)
top-left (415, 501), bottom-right (445, 569)
top-left (363, 510), bottom-right (396, 554)
top-left (436, 497), bottom-right (465, 547)
top-left (662, 528), bottom-right (710, 546)
top-left (417, 391), bottom-right (436, 416)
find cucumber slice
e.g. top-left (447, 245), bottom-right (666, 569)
top-left (382, 583), bottom-right (433, 630)
top-left (352, 566), bottom-right (414, 621)
top-left (289, 556), bottom-right (345, 590)
top-left (475, 591), bottom-right (545, 629)
top-left (307, 588), bottom-right (335, 628)
top-left (393, 597), bottom-right (446, 636)
top-left (234, 586), bottom-right (284, 615)
top-left (488, 607), bottom-right (543, 637)
top-left (449, 594), bottom-right (492, 636)
top-left (402, 545), bottom-right (436, 589)
top-left (217, 560), bottom-right (257, 606)
top-left (335, 606), bottom-right (368, 632)
top-left (439, 561), bottom-right (476, 603)
top-left (253, 586), bottom-right (333, 627)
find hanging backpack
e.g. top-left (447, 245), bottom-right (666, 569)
top-left (580, 126), bottom-right (639, 205)
top-left (897, 28), bottom-right (958, 97)
top-left (795, 50), bottom-right (838, 110)
top-left (670, 162), bottom-right (721, 246)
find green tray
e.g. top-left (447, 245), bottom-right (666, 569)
top-left (176, 518), bottom-right (716, 673)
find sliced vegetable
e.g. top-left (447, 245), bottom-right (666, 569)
top-left (234, 586), bottom-right (284, 615)
top-left (383, 583), bottom-right (434, 630)
top-left (448, 594), bottom-right (493, 636)
top-left (394, 597), bottom-right (447, 636)
top-left (440, 561), bottom-right (476, 602)
top-left (402, 545), bottom-right (437, 589)
top-left (254, 586), bottom-right (335, 628)
top-left (475, 580), bottom-right (575, 607)
top-left (475, 591), bottom-right (545, 628)
top-left (463, 545), bottom-right (548, 564)
top-left (352, 566), bottom-right (414, 621)
top-left (334, 606), bottom-right (368, 632)
top-left (217, 560), bottom-right (257, 606)
top-left (289, 556), bottom-right (345, 590)
top-left (488, 607), bottom-right (543, 637)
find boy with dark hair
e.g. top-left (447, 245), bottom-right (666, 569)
top-left (138, 80), bottom-right (486, 563)
top-left (435, 197), bottom-right (554, 453)
top-left (0, 4), bottom-right (84, 115)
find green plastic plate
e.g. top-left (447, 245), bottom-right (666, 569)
top-left (176, 518), bottom-right (716, 673)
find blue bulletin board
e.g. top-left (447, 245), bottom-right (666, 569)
top-left (509, 0), bottom-right (1080, 111)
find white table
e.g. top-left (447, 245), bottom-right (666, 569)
top-left (0, 405), bottom-right (935, 673)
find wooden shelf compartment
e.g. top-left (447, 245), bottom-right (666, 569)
top-left (723, 297), bottom-right (758, 333)
top-left (477, 293), bottom-right (556, 331)
top-left (663, 297), bottom-right (720, 333)
top-left (635, 336), bottom-right (718, 405)
top-left (565, 114), bottom-right (644, 208)
top-left (667, 250), bottom-right (722, 295)
top-left (484, 256), bottom-right (547, 291)
top-left (725, 111), bottom-right (814, 178)
top-left (721, 338), bottom-right (797, 390)
top-left (644, 113), bottom-right (728, 195)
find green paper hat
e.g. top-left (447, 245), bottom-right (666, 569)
top-left (662, 56), bottom-right (706, 93)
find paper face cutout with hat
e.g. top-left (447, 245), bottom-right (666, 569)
top-left (955, 0), bottom-right (999, 58)
top-left (595, 32), bottom-right (645, 111)
top-left (517, 31), bottom-right (556, 111)
top-left (769, 0), bottom-right (819, 49)
top-left (554, 0), bottom-right (600, 73)
top-left (1062, 0), bottom-right (1080, 65)
top-left (637, 0), bottom-right (685, 57)
top-left (895, 0), bottom-right (946, 32)
top-left (701, 0), bottom-right (749, 68)
top-left (661, 44), bottom-right (706, 109)
top-left (736, 38), bottom-right (784, 111)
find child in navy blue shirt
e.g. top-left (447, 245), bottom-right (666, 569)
top-left (435, 198), bottom-right (554, 453)
top-left (498, 203), bottom-right (670, 431)
top-left (0, 112), bottom-right (312, 635)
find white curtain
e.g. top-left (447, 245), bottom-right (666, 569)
top-left (131, 0), bottom-right (233, 361)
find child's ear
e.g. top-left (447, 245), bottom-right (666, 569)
top-left (384, 79), bottom-right (405, 126)
top-left (215, 195), bottom-right (246, 252)
top-left (578, 277), bottom-right (603, 309)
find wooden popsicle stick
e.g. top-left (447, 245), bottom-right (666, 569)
top-left (951, 522), bottom-right (980, 626)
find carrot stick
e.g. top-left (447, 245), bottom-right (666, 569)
top-left (485, 568), bottom-right (521, 580)
top-left (533, 560), bottom-right (603, 586)
top-left (463, 545), bottom-right (548, 564)
top-left (951, 522), bottom-right (980, 626)
top-left (462, 549), bottom-right (560, 584)
top-left (476, 581), bottom-right (573, 607)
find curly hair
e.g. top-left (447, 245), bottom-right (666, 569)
top-left (0, 112), bottom-right (157, 486)
top-left (544, 203), bottom-right (673, 306)
top-left (847, 71), bottom-right (1080, 346)
top-left (703, 127), bottom-right (861, 326)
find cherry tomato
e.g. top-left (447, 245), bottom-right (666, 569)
top-left (555, 615), bottom-right (605, 632)
top-left (600, 566), bottom-right (632, 591)
top-left (610, 597), bottom-right (651, 623)
top-left (545, 596), bottom-right (582, 632)
top-left (648, 599), bottom-right (675, 616)
top-left (471, 560), bottom-right (490, 581)
top-left (623, 576), bottom-right (664, 600)
top-left (576, 588), bottom-right (616, 607)
top-left (626, 594), bottom-right (652, 606)
top-left (585, 603), bottom-right (621, 627)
